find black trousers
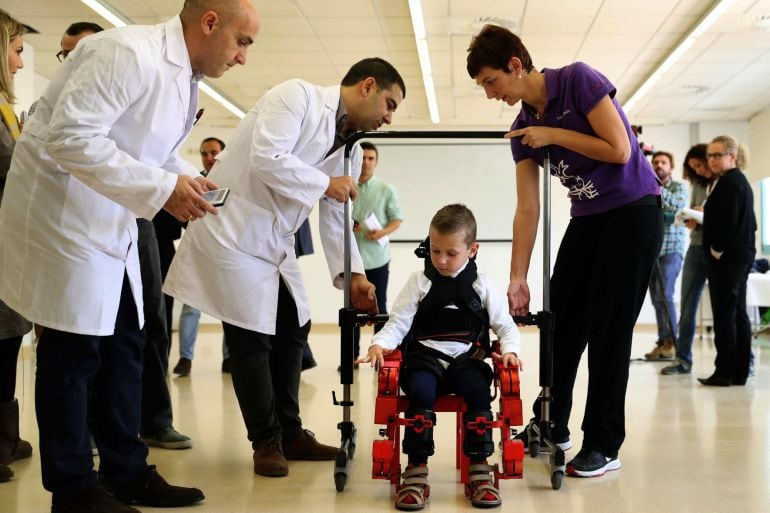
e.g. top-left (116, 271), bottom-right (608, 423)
top-left (223, 280), bottom-right (310, 447)
top-left (706, 258), bottom-right (752, 381)
top-left (36, 274), bottom-right (148, 500)
top-left (0, 336), bottom-right (23, 403)
top-left (533, 201), bottom-right (662, 458)
top-left (353, 262), bottom-right (390, 356)
top-left (136, 219), bottom-right (174, 435)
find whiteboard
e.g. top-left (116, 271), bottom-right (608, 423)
top-left (362, 140), bottom-right (518, 241)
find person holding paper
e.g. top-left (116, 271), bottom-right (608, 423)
top-left (662, 144), bottom-right (712, 375)
top-left (351, 141), bottom-right (403, 361)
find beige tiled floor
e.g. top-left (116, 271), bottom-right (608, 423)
top-left (3, 325), bottom-right (769, 513)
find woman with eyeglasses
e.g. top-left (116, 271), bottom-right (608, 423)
top-left (700, 135), bottom-right (755, 386)
top-left (662, 144), bottom-right (714, 376)
top-left (0, 8), bottom-right (33, 483)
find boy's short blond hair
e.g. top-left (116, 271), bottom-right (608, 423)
top-left (430, 204), bottom-right (477, 246)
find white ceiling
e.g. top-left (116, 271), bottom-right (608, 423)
top-left (5, 0), bottom-right (770, 130)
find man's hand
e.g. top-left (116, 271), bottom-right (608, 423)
top-left (365, 229), bottom-right (386, 240)
top-left (195, 175), bottom-right (219, 193)
top-left (508, 278), bottom-right (531, 317)
top-left (163, 175), bottom-right (219, 222)
top-left (326, 176), bottom-right (357, 203)
top-left (350, 273), bottom-right (378, 314)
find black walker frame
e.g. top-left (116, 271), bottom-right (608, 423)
top-left (331, 131), bottom-right (564, 491)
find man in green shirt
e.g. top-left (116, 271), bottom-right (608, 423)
top-left (351, 142), bottom-right (403, 360)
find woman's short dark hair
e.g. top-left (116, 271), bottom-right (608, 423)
top-left (341, 57), bottom-right (406, 99)
top-left (467, 24), bottom-right (534, 78)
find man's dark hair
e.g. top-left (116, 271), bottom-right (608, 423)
top-left (652, 150), bottom-right (675, 170)
top-left (466, 24), bottom-right (533, 78)
top-left (360, 141), bottom-right (378, 160)
top-left (201, 137), bottom-right (225, 150)
top-left (65, 22), bottom-right (104, 36)
top-left (341, 58), bottom-right (406, 99)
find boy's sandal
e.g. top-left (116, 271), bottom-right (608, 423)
top-left (465, 463), bottom-right (502, 508)
top-left (395, 465), bottom-right (430, 511)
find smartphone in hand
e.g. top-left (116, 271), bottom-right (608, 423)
top-left (202, 188), bottom-right (230, 207)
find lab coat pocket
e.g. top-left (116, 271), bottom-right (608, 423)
top-left (60, 176), bottom-right (122, 253)
top-left (215, 193), bottom-right (277, 258)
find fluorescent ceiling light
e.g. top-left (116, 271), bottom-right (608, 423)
top-left (79, 0), bottom-right (128, 27)
top-left (623, 0), bottom-right (736, 114)
top-left (408, 0), bottom-right (440, 124)
top-left (79, 0), bottom-right (246, 119)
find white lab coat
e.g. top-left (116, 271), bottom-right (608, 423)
top-left (0, 17), bottom-right (199, 336)
top-left (163, 79), bottom-right (365, 335)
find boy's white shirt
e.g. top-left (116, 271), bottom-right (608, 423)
top-left (371, 260), bottom-right (521, 358)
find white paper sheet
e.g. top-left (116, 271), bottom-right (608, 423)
top-left (363, 212), bottom-right (389, 247)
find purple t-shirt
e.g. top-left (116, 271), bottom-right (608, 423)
top-left (510, 62), bottom-right (660, 217)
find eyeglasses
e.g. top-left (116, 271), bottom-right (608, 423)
top-left (55, 50), bottom-right (70, 63)
top-left (707, 152), bottom-right (731, 160)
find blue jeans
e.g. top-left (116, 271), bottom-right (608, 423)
top-left (178, 304), bottom-right (201, 360)
top-left (676, 245), bottom-right (708, 366)
top-left (178, 304), bottom-right (229, 360)
top-left (649, 252), bottom-right (683, 342)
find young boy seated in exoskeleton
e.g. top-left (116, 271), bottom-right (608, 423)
top-left (358, 203), bottom-right (522, 510)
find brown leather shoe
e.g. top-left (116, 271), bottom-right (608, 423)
top-left (253, 437), bottom-right (288, 477)
top-left (644, 340), bottom-right (675, 361)
top-left (282, 429), bottom-right (338, 461)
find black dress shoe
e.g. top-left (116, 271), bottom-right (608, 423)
top-left (698, 375), bottom-right (731, 387)
top-left (113, 465), bottom-right (204, 507)
top-left (731, 376), bottom-right (748, 386)
top-left (301, 356), bottom-right (318, 371)
top-left (52, 485), bottom-right (140, 513)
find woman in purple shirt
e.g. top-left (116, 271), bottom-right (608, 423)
top-left (467, 25), bottom-right (663, 478)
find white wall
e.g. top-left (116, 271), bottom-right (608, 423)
top-left (750, 107), bottom-right (770, 182)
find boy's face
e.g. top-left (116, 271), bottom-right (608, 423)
top-left (428, 227), bottom-right (479, 277)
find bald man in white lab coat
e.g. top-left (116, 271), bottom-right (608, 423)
top-left (0, 2), bottom-right (259, 512)
top-left (164, 57), bottom-right (405, 477)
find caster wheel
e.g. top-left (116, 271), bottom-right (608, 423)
top-left (528, 440), bottom-right (540, 457)
top-left (335, 472), bottom-right (347, 492)
top-left (551, 470), bottom-right (563, 490)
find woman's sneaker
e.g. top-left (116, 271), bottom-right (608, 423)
top-left (566, 448), bottom-right (621, 477)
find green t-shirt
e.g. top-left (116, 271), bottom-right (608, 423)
top-left (352, 176), bottom-right (403, 269)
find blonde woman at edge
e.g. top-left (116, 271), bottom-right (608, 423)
top-left (0, 8), bottom-right (33, 484)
